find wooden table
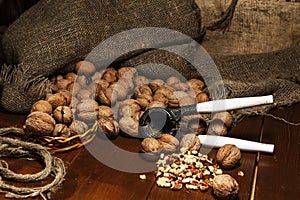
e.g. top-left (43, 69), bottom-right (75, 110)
top-left (0, 104), bottom-right (299, 200)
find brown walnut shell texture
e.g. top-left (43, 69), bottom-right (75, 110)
top-left (213, 174), bottom-right (239, 200)
top-left (156, 134), bottom-right (179, 153)
top-left (140, 138), bottom-right (162, 161)
top-left (98, 116), bottom-right (119, 139)
top-left (31, 100), bottom-right (52, 114)
top-left (118, 117), bottom-right (139, 137)
top-left (53, 106), bottom-right (73, 125)
top-left (180, 134), bottom-right (201, 153)
top-left (25, 111), bottom-right (56, 136)
top-left (216, 144), bottom-right (241, 169)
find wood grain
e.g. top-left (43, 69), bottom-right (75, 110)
top-left (255, 103), bottom-right (300, 200)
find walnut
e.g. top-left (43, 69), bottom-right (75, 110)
top-left (188, 79), bottom-right (205, 91)
top-left (212, 174), bottom-right (239, 200)
top-left (31, 100), bottom-right (52, 114)
top-left (166, 77), bottom-right (181, 86)
top-left (69, 120), bottom-right (89, 135)
top-left (134, 85), bottom-right (152, 97)
top-left (149, 79), bottom-right (164, 92)
top-left (153, 93), bottom-right (168, 105)
top-left (212, 112), bottom-right (233, 128)
top-left (96, 86), bottom-right (113, 105)
top-left (87, 82), bottom-right (98, 93)
top-left (102, 68), bottom-right (118, 83)
top-left (155, 86), bottom-right (174, 97)
top-left (98, 105), bottom-right (113, 118)
top-left (168, 91), bottom-right (189, 107)
top-left (53, 124), bottom-right (71, 137)
top-left (92, 71), bottom-right (104, 83)
top-left (56, 79), bottom-right (72, 91)
top-left (25, 111), bottom-right (56, 136)
top-left (216, 144), bottom-right (241, 170)
top-left (146, 101), bottom-right (167, 110)
top-left (110, 82), bottom-right (129, 101)
top-left (97, 116), bottom-right (119, 139)
top-left (196, 92), bottom-right (209, 103)
top-left (77, 89), bottom-right (92, 100)
top-left (179, 96), bottom-right (196, 106)
top-left (117, 67), bottom-right (137, 79)
top-left (140, 138), bottom-right (162, 161)
top-left (65, 72), bottom-right (77, 82)
top-left (132, 111), bottom-right (144, 122)
top-left (53, 106), bottom-right (73, 125)
top-left (76, 75), bottom-right (89, 88)
top-left (166, 77), bottom-right (189, 91)
top-left (180, 114), bottom-right (207, 134)
top-left (134, 75), bottom-right (149, 86)
top-left (96, 79), bottom-right (110, 91)
top-left (156, 134), bottom-right (179, 153)
top-left (77, 99), bottom-right (99, 123)
top-left (180, 134), bottom-right (201, 153)
top-left (58, 90), bottom-right (72, 106)
top-left (136, 94), bottom-right (152, 108)
top-left (118, 116), bottom-right (139, 137)
top-left (207, 120), bottom-right (228, 136)
top-left (75, 60), bottom-right (96, 75)
top-left (119, 99), bottom-right (141, 118)
top-left (47, 93), bottom-right (68, 109)
top-left (67, 82), bottom-right (81, 94)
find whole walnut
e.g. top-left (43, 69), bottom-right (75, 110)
top-left (153, 93), bottom-right (168, 105)
top-left (149, 79), bottom-right (164, 92)
top-left (134, 85), bottom-right (152, 97)
top-left (156, 134), bottom-right (179, 153)
top-left (53, 124), bottom-right (71, 137)
top-left (216, 144), bottom-right (241, 169)
top-left (168, 91), bottom-right (189, 107)
top-left (213, 174), bottom-right (239, 200)
top-left (155, 86), bottom-right (174, 98)
top-left (117, 66), bottom-right (137, 79)
top-left (213, 112), bottom-right (233, 128)
top-left (77, 89), bottom-right (92, 101)
top-left (97, 84), bottom-right (114, 105)
top-left (65, 72), bottom-right (77, 82)
top-left (77, 99), bottom-right (99, 123)
top-left (118, 116), bottom-right (139, 137)
top-left (25, 111), bottom-right (56, 136)
top-left (166, 77), bottom-right (189, 91)
top-left (146, 101), bottom-right (167, 110)
top-left (110, 82), bottom-right (130, 101)
top-left (188, 79), bottom-right (205, 91)
top-left (140, 138), bottom-right (162, 161)
top-left (102, 68), bottom-right (118, 83)
top-left (179, 96), bottom-right (196, 106)
top-left (58, 90), bottom-right (72, 106)
top-left (134, 76), bottom-right (149, 86)
top-left (207, 120), bottom-right (228, 136)
top-left (56, 79), bottom-right (72, 91)
top-left (98, 116), bottom-right (119, 139)
top-left (69, 120), bottom-right (89, 135)
top-left (166, 77), bottom-right (181, 86)
top-left (76, 75), bottom-right (89, 88)
top-left (181, 114), bottom-right (207, 134)
top-left (98, 105), bottom-right (113, 118)
top-left (180, 134), bottom-right (201, 153)
top-left (119, 99), bottom-right (141, 118)
top-left (53, 106), bottom-right (73, 125)
top-left (136, 94), bottom-right (152, 108)
top-left (31, 100), bottom-right (52, 114)
top-left (48, 93), bottom-right (68, 109)
top-left (75, 60), bottom-right (96, 75)
top-left (67, 82), bottom-right (81, 94)
top-left (196, 92), bottom-right (209, 103)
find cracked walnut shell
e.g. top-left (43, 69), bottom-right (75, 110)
top-left (180, 134), bottom-right (201, 153)
top-left (25, 111), bottom-right (56, 136)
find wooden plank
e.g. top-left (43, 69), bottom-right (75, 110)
top-left (255, 103), bottom-right (300, 200)
top-left (148, 116), bottom-right (263, 200)
top-left (52, 135), bottom-right (157, 200)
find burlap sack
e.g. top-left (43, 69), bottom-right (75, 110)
top-left (122, 46), bottom-right (300, 122)
top-left (0, 0), bottom-right (204, 113)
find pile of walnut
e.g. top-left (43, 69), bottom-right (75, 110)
top-left (151, 134), bottom-right (241, 199)
top-left (25, 60), bottom-right (233, 140)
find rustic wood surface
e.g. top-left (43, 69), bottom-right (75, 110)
top-left (196, 0), bottom-right (300, 55)
top-left (0, 104), bottom-right (299, 200)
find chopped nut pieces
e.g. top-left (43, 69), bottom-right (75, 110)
top-left (155, 151), bottom-right (222, 192)
top-left (139, 174), bottom-right (147, 180)
top-left (237, 171), bottom-right (244, 177)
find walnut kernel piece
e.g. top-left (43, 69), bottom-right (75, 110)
top-left (25, 111), bottom-right (56, 136)
top-left (213, 174), bottom-right (239, 200)
top-left (216, 144), bottom-right (241, 170)
top-left (180, 134), bottom-right (201, 153)
top-left (31, 100), bottom-right (52, 114)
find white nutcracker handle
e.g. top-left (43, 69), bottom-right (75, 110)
top-left (198, 135), bottom-right (275, 153)
top-left (196, 95), bottom-right (273, 113)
